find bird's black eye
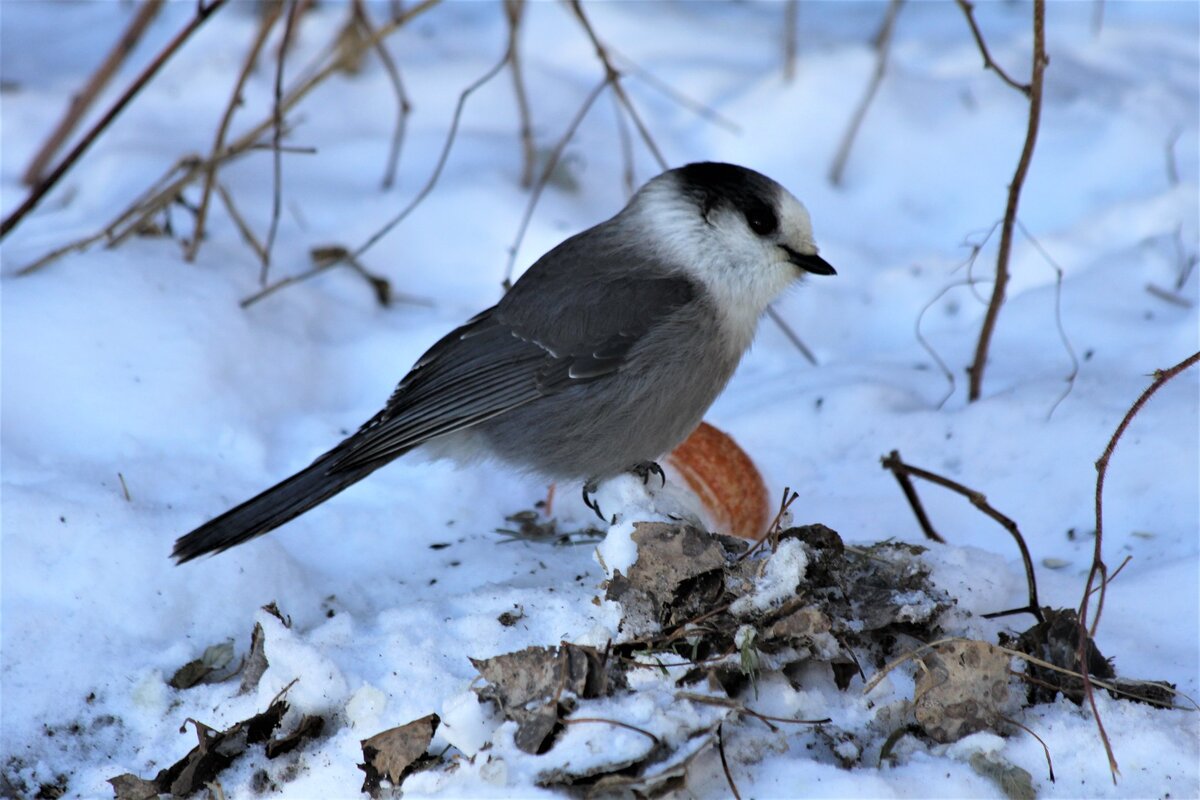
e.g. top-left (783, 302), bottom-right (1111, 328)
top-left (745, 206), bottom-right (778, 236)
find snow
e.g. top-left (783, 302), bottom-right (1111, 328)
top-left (2, 1), bottom-right (1197, 798)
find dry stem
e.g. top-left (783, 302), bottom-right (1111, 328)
top-left (966, 0), bottom-right (1047, 401)
top-left (1, 0), bottom-right (229, 240)
top-left (186, 3), bottom-right (283, 263)
top-left (1077, 349), bottom-right (1200, 781)
top-left (828, 0), bottom-right (904, 187)
top-left (22, 0), bottom-right (165, 186)
top-left (956, 0), bottom-right (1032, 95)
top-left (881, 450), bottom-right (1043, 622)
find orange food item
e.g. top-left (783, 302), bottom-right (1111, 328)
top-left (666, 422), bottom-right (769, 540)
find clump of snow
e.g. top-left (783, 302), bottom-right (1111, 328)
top-left (439, 691), bottom-right (502, 757)
top-left (730, 538), bottom-right (810, 614)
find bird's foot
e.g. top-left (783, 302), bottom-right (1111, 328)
top-left (581, 463), bottom-right (666, 524)
top-left (630, 460), bottom-right (667, 488)
top-left (582, 479), bottom-right (606, 523)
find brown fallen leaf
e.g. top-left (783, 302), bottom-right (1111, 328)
top-left (359, 713), bottom-right (440, 797)
top-left (914, 640), bottom-right (1012, 743)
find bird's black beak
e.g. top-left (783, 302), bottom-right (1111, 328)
top-left (783, 246), bottom-right (837, 276)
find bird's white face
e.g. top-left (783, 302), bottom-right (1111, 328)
top-left (631, 171), bottom-right (829, 351)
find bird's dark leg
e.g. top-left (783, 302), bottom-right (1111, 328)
top-left (630, 461), bottom-right (667, 488)
top-left (581, 479), bottom-right (605, 522)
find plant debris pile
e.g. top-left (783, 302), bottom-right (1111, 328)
top-left (101, 522), bottom-right (1183, 797)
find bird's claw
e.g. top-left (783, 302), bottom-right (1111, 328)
top-left (582, 463), bottom-right (666, 524)
top-left (631, 461), bottom-right (666, 488)
top-left (582, 480), bottom-right (606, 522)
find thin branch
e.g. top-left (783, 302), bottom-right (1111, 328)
top-left (967, 0), bottom-right (1047, 401)
top-left (22, 0), bottom-right (165, 186)
top-left (214, 180), bottom-right (268, 264)
top-left (783, 0), bottom-right (799, 82)
top-left (353, 0), bottom-right (412, 190)
top-left (828, 0), bottom-right (903, 187)
top-left (1, 0), bottom-right (229, 240)
top-left (16, 0), bottom-right (442, 277)
top-left (186, 2), bottom-right (282, 263)
top-left (350, 50), bottom-right (509, 262)
top-left (263, 0), bottom-right (303, 285)
top-left (1015, 219), bottom-right (1079, 420)
top-left (955, 0), bottom-right (1032, 96)
top-left (1077, 349), bottom-right (1200, 780)
top-left (567, 0), bottom-right (667, 170)
top-left (607, 46), bottom-right (740, 135)
top-left (880, 450), bottom-right (946, 544)
top-left (503, 0), bottom-right (536, 188)
top-left (765, 306), bottom-right (818, 366)
top-left (502, 77), bottom-right (609, 289)
top-left (881, 450), bottom-right (1043, 623)
top-left (736, 488), bottom-right (799, 564)
top-left (612, 90), bottom-right (636, 199)
top-left (247, 45), bottom-right (510, 304)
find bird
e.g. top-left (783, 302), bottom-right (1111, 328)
top-left (172, 162), bottom-right (835, 563)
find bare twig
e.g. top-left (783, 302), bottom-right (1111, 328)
top-left (607, 46), bottom-right (740, 135)
top-left (186, 2), bottom-right (282, 263)
top-left (263, 0), bottom-right (304, 285)
top-left (19, 0), bottom-right (441, 280)
top-left (1, 0), bottom-right (229, 240)
top-left (879, 451), bottom-right (946, 544)
top-left (1014, 220), bottom-right (1079, 419)
top-left (22, 0), bottom-right (165, 186)
top-left (828, 0), bottom-right (904, 187)
top-left (503, 0), bottom-right (536, 188)
top-left (955, 0), bottom-right (1032, 96)
top-left (736, 488), bottom-right (799, 564)
top-left (1078, 349), bottom-right (1200, 781)
top-left (783, 0), bottom-right (799, 82)
top-left (881, 450), bottom-right (1043, 622)
top-left (117, 472), bottom-right (132, 502)
top-left (214, 180), bottom-right (269, 264)
top-left (502, 77), bottom-right (609, 289)
top-left (567, 0), bottom-right (667, 170)
top-left (353, 0), bottom-right (412, 190)
top-left (612, 90), bottom-right (636, 198)
top-left (765, 306), bottom-right (818, 366)
top-left (343, 47), bottom-right (510, 270)
top-left (966, 0), bottom-right (1047, 401)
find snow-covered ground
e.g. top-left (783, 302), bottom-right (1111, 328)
top-left (2, 2), bottom-right (1197, 798)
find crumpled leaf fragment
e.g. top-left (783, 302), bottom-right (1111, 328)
top-left (359, 713), bottom-right (440, 798)
top-left (914, 640), bottom-right (1011, 743)
top-left (168, 640), bottom-right (235, 690)
top-left (471, 644), bottom-right (613, 754)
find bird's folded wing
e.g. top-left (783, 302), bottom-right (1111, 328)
top-left (330, 274), bottom-right (696, 471)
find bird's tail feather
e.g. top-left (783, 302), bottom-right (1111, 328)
top-left (172, 447), bottom-right (382, 564)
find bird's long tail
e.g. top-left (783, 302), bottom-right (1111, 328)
top-left (171, 447), bottom-right (382, 564)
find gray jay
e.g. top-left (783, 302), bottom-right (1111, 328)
top-left (172, 162), bottom-right (834, 563)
